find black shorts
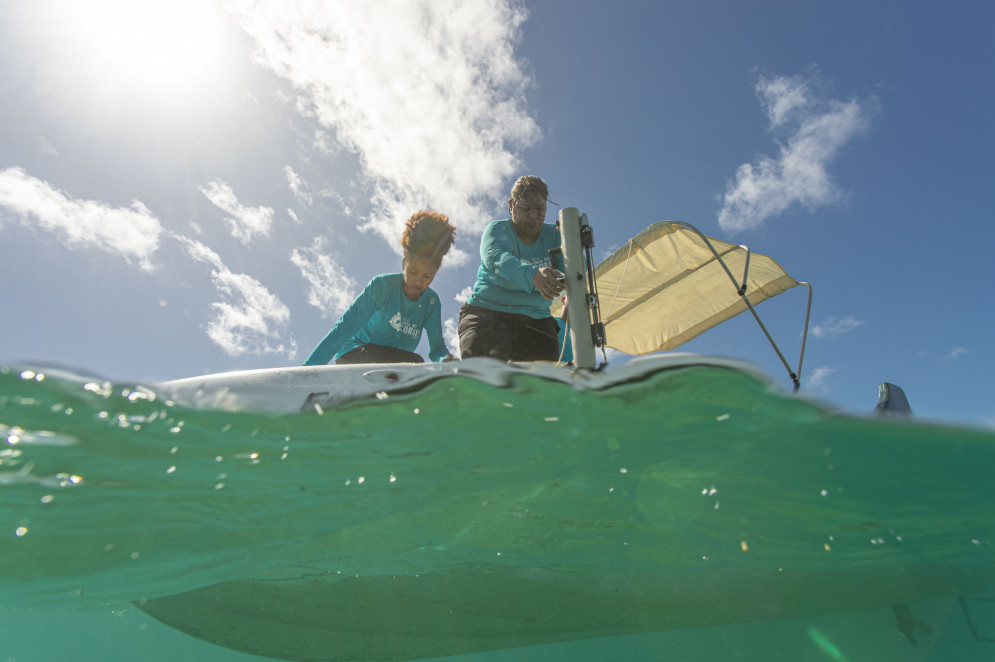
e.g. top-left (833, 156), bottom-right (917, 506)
top-left (335, 344), bottom-right (424, 365)
top-left (458, 304), bottom-right (559, 362)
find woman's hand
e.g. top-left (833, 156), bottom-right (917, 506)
top-left (533, 267), bottom-right (565, 300)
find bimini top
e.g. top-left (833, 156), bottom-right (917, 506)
top-left (589, 221), bottom-right (802, 356)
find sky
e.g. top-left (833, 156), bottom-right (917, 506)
top-left (1, 0), bottom-right (992, 428)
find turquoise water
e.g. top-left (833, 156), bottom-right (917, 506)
top-left (2, 361), bottom-right (994, 661)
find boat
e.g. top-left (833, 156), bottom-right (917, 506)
top-left (159, 209), bottom-right (811, 416)
top-left (136, 210), bottom-right (994, 661)
top-left (138, 562), bottom-right (994, 662)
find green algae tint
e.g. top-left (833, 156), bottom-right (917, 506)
top-left (1, 362), bottom-right (993, 661)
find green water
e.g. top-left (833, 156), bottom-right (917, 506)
top-left (1, 362), bottom-right (994, 661)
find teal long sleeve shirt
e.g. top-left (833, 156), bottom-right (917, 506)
top-left (464, 219), bottom-right (562, 319)
top-left (304, 273), bottom-right (449, 365)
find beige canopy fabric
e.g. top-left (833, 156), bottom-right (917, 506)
top-left (558, 221), bottom-right (799, 356)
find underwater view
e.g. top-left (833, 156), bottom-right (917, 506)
top-left (2, 360), bottom-right (994, 661)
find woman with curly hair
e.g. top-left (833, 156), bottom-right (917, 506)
top-left (304, 210), bottom-right (456, 365)
top-left (458, 175), bottom-right (566, 362)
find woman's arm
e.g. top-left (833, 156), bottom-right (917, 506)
top-left (479, 220), bottom-right (539, 293)
top-left (424, 297), bottom-right (452, 362)
top-left (302, 278), bottom-right (381, 365)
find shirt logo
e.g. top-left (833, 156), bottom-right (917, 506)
top-left (390, 312), bottom-right (421, 338)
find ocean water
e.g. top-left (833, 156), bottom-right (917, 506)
top-left (2, 361), bottom-right (994, 661)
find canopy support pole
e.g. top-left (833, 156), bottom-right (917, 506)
top-left (669, 221), bottom-right (812, 391)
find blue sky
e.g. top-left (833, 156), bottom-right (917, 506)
top-left (1, 0), bottom-right (992, 427)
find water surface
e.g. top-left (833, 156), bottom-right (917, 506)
top-left (2, 362), bottom-right (993, 661)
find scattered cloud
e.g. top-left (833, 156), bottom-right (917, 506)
top-left (174, 234), bottom-right (295, 357)
top-left (289, 237), bottom-right (359, 318)
top-left (323, 189), bottom-right (354, 218)
top-left (226, 0), bottom-right (540, 246)
top-left (443, 246), bottom-right (471, 269)
top-left (916, 347), bottom-right (970, 361)
top-left (198, 179), bottom-right (275, 245)
top-left (718, 71), bottom-right (874, 232)
top-left (0, 166), bottom-right (162, 270)
top-left (812, 314), bottom-right (864, 339)
top-left (455, 285), bottom-right (475, 304)
top-left (284, 165), bottom-right (312, 205)
top-left (443, 316), bottom-right (460, 358)
top-left (38, 137), bottom-right (60, 157)
top-left (945, 347), bottom-right (968, 360)
top-left (804, 365), bottom-right (836, 391)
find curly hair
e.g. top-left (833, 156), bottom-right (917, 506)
top-left (401, 210), bottom-right (456, 259)
top-left (506, 175), bottom-right (549, 213)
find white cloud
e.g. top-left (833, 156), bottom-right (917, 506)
top-left (284, 165), bottom-right (312, 205)
top-left (454, 285), bottom-right (475, 304)
top-left (945, 347), bottom-right (968, 360)
top-left (718, 72), bottom-right (873, 232)
top-left (0, 166), bottom-right (162, 270)
top-left (323, 189), bottom-right (354, 218)
top-left (443, 316), bottom-right (460, 359)
top-left (804, 365), bottom-right (836, 392)
top-left (811, 315), bottom-right (864, 339)
top-left (289, 237), bottom-right (359, 318)
top-left (198, 179), bottom-right (275, 245)
top-left (174, 235), bottom-right (295, 357)
top-left (226, 0), bottom-right (539, 246)
top-left (441, 246), bottom-right (470, 269)
top-left (756, 75), bottom-right (811, 127)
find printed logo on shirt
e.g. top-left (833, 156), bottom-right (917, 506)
top-left (523, 256), bottom-right (551, 268)
top-left (389, 312), bottom-right (421, 339)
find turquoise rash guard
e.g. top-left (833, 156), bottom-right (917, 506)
top-left (304, 273), bottom-right (449, 365)
top-left (464, 219), bottom-right (562, 319)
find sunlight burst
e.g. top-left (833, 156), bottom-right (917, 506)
top-left (35, 0), bottom-right (233, 111)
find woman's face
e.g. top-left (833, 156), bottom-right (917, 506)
top-left (510, 191), bottom-right (547, 243)
top-left (402, 253), bottom-right (442, 300)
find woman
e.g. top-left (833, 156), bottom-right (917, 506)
top-left (458, 175), bottom-right (565, 361)
top-left (304, 210), bottom-right (456, 365)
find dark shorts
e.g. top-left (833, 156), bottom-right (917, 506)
top-left (458, 304), bottom-right (559, 362)
top-left (335, 344), bottom-right (424, 365)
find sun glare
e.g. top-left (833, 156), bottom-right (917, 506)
top-left (31, 0), bottom-right (234, 112)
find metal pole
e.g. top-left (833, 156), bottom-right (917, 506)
top-left (559, 207), bottom-right (596, 369)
